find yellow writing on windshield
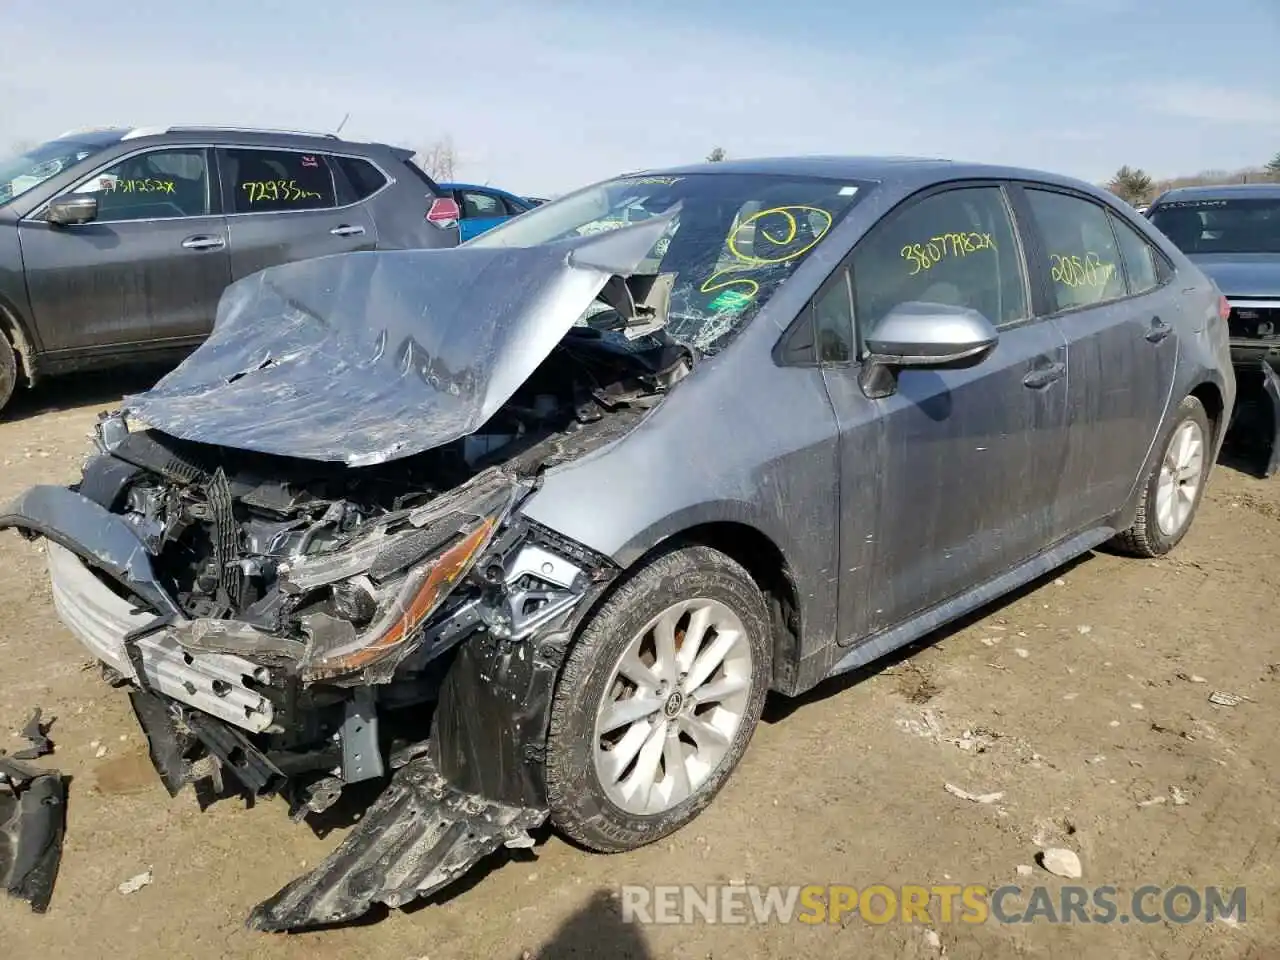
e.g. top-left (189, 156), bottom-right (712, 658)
top-left (700, 205), bottom-right (835, 310)
top-left (618, 175), bottom-right (685, 187)
top-left (105, 178), bottom-right (176, 195)
top-left (1050, 252), bottom-right (1116, 289)
top-left (727, 206), bottom-right (834, 264)
top-left (900, 232), bottom-right (996, 276)
top-left (241, 180), bottom-right (323, 204)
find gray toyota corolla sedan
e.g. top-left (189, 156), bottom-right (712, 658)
top-left (0, 157), bottom-right (1235, 929)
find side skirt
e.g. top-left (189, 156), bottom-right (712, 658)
top-left (827, 527), bottom-right (1116, 679)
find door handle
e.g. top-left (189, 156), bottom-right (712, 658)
top-left (1023, 360), bottom-right (1066, 389)
top-left (181, 235), bottom-right (225, 250)
top-left (330, 224), bottom-right (366, 237)
top-left (1146, 316), bottom-right (1173, 343)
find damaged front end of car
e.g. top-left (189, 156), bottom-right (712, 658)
top-left (0, 214), bottom-right (690, 930)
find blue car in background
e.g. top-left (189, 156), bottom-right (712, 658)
top-left (437, 182), bottom-right (538, 241)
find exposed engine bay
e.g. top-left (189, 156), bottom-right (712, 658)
top-left (0, 316), bottom-right (688, 926)
top-left (73, 317), bottom-right (686, 708)
top-left (94, 322), bottom-right (685, 647)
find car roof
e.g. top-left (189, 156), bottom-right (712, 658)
top-left (616, 155), bottom-right (1107, 194)
top-left (1152, 182), bottom-right (1280, 203)
top-left (51, 125), bottom-right (411, 157)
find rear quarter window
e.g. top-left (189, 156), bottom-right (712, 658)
top-left (1110, 213), bottom-right (1161, 295)
top-left (333, 156), bottom-right (388, 204)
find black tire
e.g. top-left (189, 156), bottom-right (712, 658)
top-left (545, 544), bottom-right (771, 853)
top-left (0, 331), bottom-right (17, 415)
top-left (1111, 394), bottom-right (1212, 558)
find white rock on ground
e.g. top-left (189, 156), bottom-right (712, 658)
top-left (944, 783), bottom-right (1004, 804)
top-left (118, 870), bottom-right (153, 895)
top-left (1039, 848), bottom-right (1082, 879)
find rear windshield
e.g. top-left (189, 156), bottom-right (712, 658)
top-left (467, 172), bottom-right (870, 354)
top-left (1149, 197), bottom-right (1280, 254)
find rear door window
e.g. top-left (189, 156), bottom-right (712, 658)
top-left (851, 186), bottom-right (1029, 335)
top-left (71, 148), bottom-right (212, 221)
top-left (460, 191), bottom-right (503, 219)
top-left (1024, 189), bottom-right (1126, 310)
top-left (220, 148), bottom-right (337, 214)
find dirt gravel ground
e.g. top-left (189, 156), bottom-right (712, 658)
top-left (2, 370), bottom-right (1279, 960)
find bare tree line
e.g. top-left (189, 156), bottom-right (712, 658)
top-left (1106, 152), bottom-right (1280, 205)
top-left (413, 136), bottom-right (457, 182)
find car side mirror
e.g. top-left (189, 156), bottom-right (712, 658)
top-left (860, 301), bottom-right (999, 399)
top-left (46, 195), bottom-right (98, 226)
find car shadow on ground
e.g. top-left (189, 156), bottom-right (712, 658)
top-left (762, 552), bottom-right (1097, 725)
top-left (1217, 437), bottom-right (1273, 479)
top-left (1, 361), bottom-right (177, 421)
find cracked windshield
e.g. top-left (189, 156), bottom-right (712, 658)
top-left (468, 172), bottom-right (868, 353)
top-left (0, 135), bottom-right (115, 206)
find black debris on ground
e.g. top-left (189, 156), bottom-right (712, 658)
top-left (13, 707), bottom-right (55, 760)
top-left (0, 755), bottom-right (68, 913)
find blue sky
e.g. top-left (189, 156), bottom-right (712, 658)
top-left (3, 0), bottom-right (1277, 195)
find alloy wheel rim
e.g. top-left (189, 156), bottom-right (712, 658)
top-left (1155, 419), bottom-right (1205, 537)
top-left (593, 598), bottom-right (753, 816)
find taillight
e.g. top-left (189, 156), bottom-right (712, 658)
top-left (426, 197), bottom-right (460, 226)
top-left (1218, 294), bottom-right (1231, 321)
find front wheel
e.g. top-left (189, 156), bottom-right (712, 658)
top-left (1112, 394), bottom-right (1212, 557)
top-left (544, 544), bottom-right (772, 853)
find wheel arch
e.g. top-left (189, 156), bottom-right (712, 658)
top-left (1110, 377), bottom-right (1224, 548)
top-left (1188, 379), bottom-right (1226, 447)
top-left (610, 520), bottom-right (804, 695)
top-left (0, 295), bottom-right (39, 387)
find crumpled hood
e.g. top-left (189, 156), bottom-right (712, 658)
top-left (123, 215), bottom-right (673, 466)
top-left (1188, 253), bottom-right (1280, 300)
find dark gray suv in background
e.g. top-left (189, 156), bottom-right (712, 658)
top-left (0, 126), bottom-right (461, 412)
top-left (1146, 183), bottom-right (1280, 474)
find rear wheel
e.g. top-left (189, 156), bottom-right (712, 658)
top-left (0, 331), bottom-right (17, 415)
top-left (1112, 395), bottom-right (1212, 557)
top-left (545, 544), bottom-right (771, 853)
